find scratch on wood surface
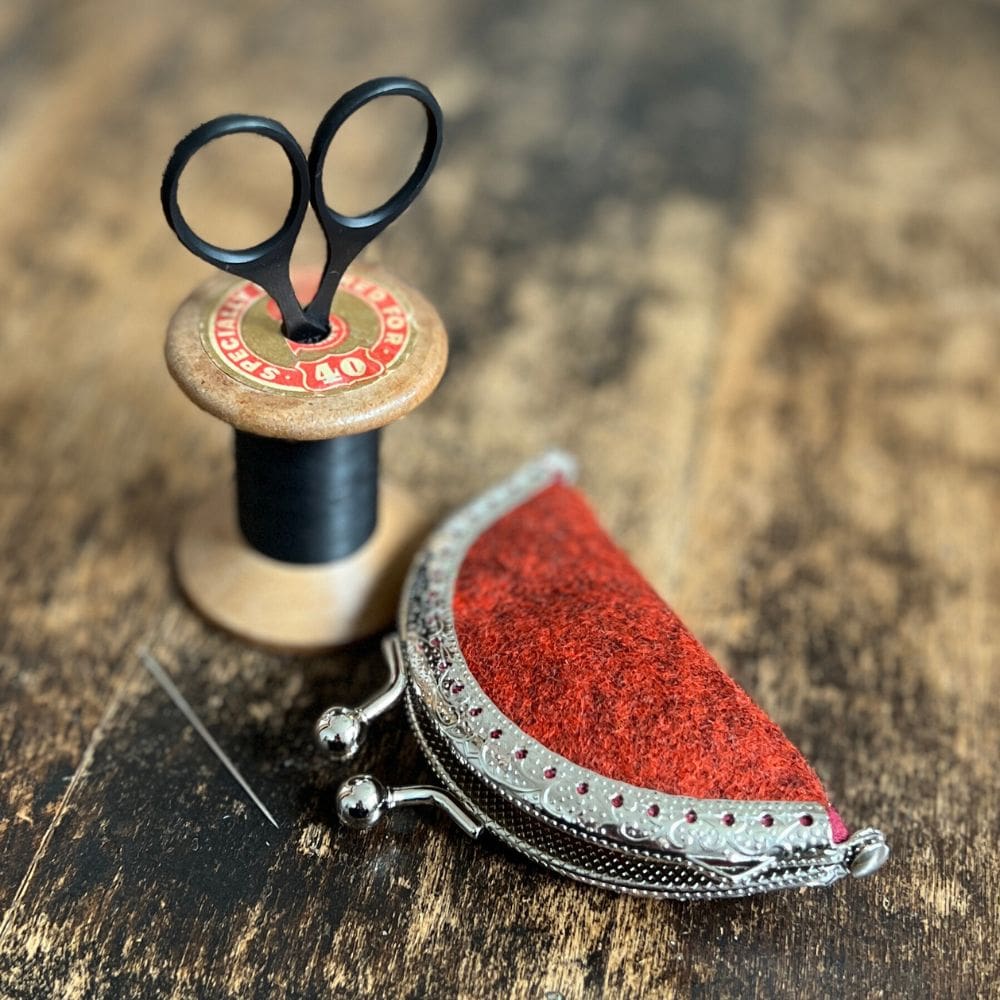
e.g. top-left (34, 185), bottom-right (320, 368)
top-left (297, 823), bottom-right (333, 860)
top-left (0, 661), bottom-right (139, 946)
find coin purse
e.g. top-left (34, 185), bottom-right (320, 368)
top-left (318, 452), bottom-right (889, 900)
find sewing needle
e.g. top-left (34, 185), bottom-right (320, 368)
top-left (139, 647), bottom-right (279, 829)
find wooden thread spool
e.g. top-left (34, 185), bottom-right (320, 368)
top-left (165, 263), bottom-right (447, 651)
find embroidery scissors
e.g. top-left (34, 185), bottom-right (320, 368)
top-left (161, 76), bottom-right (443, 344)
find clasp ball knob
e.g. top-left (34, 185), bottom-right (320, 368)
top-left (336, 774), bottom-right (389, 829)
top-left (316, 706), bottom-right (367, 760)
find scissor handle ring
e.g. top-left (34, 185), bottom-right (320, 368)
top-left (160, 114), bottom-right (310, 270)
top-left (309, 77), bottom-right (443, 233)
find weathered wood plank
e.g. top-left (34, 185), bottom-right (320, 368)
top-left (1, 1), bottom-right (997, 997)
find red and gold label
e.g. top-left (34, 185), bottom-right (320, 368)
top-left (203, 271), bottom-right (413, 394)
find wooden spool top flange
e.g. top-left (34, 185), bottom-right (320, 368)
top-left (165, 262), bottom-right (447, 440)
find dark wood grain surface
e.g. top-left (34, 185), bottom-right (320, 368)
top-left (1, 1), bottom-right (998, 997)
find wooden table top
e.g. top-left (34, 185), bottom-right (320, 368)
top-left (1, 2), bottom-right (997, 997)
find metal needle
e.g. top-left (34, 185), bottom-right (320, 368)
top-left (139, 647), bottom-right (279, 829)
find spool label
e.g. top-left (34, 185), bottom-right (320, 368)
top-left (204, 272), bottom-right (413, 394)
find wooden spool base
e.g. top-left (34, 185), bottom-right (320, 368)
top-left (174, 480), bottom-right (427, 652)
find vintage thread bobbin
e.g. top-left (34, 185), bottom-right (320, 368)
top-left (161, 78), bottom-right (446, 651)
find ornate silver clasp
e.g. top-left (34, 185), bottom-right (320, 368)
top-left (315, 633), bottom-right (408, 760)
top-left (317, 632), bottom-right (482, 838)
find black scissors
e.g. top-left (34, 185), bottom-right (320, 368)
top-left (161, 77), bottom-right (443, 344)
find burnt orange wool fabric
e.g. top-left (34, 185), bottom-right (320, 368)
top-left (452, 482), bottom-right (830, 805)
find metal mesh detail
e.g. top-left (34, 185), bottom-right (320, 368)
top-left (407, 695), bottom-right (846, 899)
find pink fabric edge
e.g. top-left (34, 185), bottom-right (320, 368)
top-left (827, 806), bottom-right (849, 843)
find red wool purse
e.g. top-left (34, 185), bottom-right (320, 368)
top-left (320, 453), bottom-right (889, 899)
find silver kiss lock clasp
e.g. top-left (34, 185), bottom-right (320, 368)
top-left (316, 634), bottom-right (482, 839)
top-left (336, 774), bottom-right (482, 838)
top-left (315, 634), bottom-right (407, 759)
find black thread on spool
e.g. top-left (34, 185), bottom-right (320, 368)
top-left (234, 430), bottom-right (379, 564)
